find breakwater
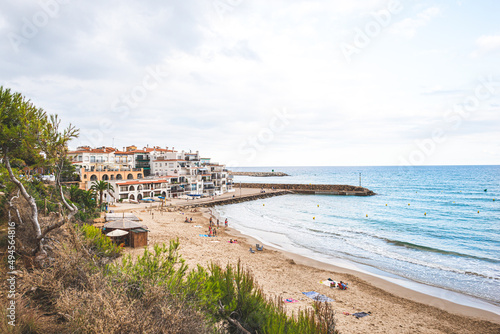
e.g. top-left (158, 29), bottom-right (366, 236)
top-left (230, 171), bottom-right (289, 177)
top-left (238, 183), bottom-right (376, 196)
top-left (178, 190), bottom-right (293, 208)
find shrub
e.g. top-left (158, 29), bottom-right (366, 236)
top-left (78, 224), bottom-right (121, 258)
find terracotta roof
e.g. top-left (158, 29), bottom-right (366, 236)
top-left (114, 151), bottom-right (135, 155)
top-left (68, 147), bottom-right (116, 154)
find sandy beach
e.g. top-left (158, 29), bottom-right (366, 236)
top-left (113, 189), bottom-right (500, 334)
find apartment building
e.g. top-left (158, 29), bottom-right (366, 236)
top-left (68, 145), bottom-right (232, 201)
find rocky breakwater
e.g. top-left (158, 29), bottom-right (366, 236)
top-left (178, 190), bottom-right (293, 209)
top-left (239, 183), bottom-right (376, 196)
top-left (230, 171), bottom-right (289, 177)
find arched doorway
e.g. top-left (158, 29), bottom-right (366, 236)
top-left (90, 175), bottom-right (97, 181)
top-left (138, 185), bottom-right (142, 191)
top-left (129, 194), bottom-right (135, 200)
top-left (116, 174), bottom-right (123, 180)
top-left (127, 174), bottom-right (133, 179)
top-left (129, 185), bottom-right (135, 191)
top-left (137, 173), bottom-right (143, 179)
top-left (137, 194), bottom-right (143, 200)
top-left (102, 174), bottom-right (109, 180)
top-left (110, 175), bottom-right (114, 180)
top-left (162, 191), bottom-right (166, 197)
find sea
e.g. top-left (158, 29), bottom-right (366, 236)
top-left (214, 165), bottom-right (500, 314)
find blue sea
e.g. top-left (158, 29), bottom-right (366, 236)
top-left (215, 165), bottom-right (500, 313)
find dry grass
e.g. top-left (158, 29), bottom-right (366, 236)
top-left (9, 225), bottom-right (210, 334)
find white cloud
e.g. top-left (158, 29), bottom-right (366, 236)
top-left (1, 1), bottom-right (498, 166)
top-left (470, 34), bottom-right (500, 58)
top-left (389, 7), bottom-right (440, 38)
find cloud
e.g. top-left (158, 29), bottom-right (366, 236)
top-left (1, 1), bottom-right (499, 166)
top-left (470, 35), bottom-right (500, 58)
top-left (389, 7), bottom-right (440, 38)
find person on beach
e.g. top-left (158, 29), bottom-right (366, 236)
top-left (225, 218), bottom-right (228, 227)
top-left (229, 239), bottom-right (233, 243)
top-left (209, 217), bottom-right (213, 225)
top-left (190, 217), bottom-right (193, 223)
top-left (217, 219), bottom-right (219, 227)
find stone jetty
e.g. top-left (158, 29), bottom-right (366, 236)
top-left (230, 171), bottom-right (289, 177)
top-left (238, 183), bottom-right (376, 196)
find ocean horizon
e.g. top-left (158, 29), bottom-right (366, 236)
top-left (215, 165), bottom-right (500, 313)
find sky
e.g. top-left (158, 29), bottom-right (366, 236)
top-left (1, 0), bottom-right (499, 167)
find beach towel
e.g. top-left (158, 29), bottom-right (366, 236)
top-left (199, 234), bottom-right (212, 237)
top-left (302, 291), bottom-right (334, 302)
top-left (352, 312), bottom-right (371, 319)
top-left (320, 280), bottom-right (337, 288)
top-left (283, 298), bottom-right (299, 303)
top-left (193, 225), bottom-right (203, 228)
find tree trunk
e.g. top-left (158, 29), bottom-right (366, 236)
top-left (4, 154), bottom-right (42, 240)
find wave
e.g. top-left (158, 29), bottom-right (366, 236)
top-left (343, 239), bottom-right (500, 281)
top-left (381, 238), bottom-right (500, 264)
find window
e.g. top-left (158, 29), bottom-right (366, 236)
top-left (90, 156), bottom-right (95, 162)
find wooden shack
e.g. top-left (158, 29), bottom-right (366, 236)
top-left (129, 228), bottom-right (149, 248)
top-left (103, 219), bottom-right (149, 248)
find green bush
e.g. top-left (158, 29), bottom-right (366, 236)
top-left (108, 240), bottom-right (339, 333)
top-left (78, 224), bottom-right (122, 258)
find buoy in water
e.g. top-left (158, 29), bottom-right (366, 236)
top-left (484, 189), bottom-right (487, 192)
top-left (313, 216), bottom-right (315, 219)
top-left (366, 214), bottom-right (368, 217)
top-left (408, 203), bottom-right (410, 206)
top-left (263, 204), bottom-right (265, 206)
top-left (424, 212), bottom-right (427, 216)
top-left (317, 204), bottom-right (319, 207)
top-left (477, 210), bottom-right (480, 213)
top-left (385, 204), bottom-right (387, 206)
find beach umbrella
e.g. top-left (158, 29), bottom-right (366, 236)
top-left (106, 229), bottom-right (129, 237)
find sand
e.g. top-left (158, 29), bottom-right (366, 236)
top-left (113, 190), bottom-right (500, 334)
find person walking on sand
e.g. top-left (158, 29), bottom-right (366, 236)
top-left (217, 219), bottom-right (219, 228)
top-left (225, 218), bottom-right (228, 227)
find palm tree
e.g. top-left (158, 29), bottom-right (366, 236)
top-left (90, 180), bottom-right (114, 210)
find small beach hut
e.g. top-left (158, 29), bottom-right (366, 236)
top-left (129, 228), bottom-right (149, 248)
top-left (103, 219), bottom-right (149, 248)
